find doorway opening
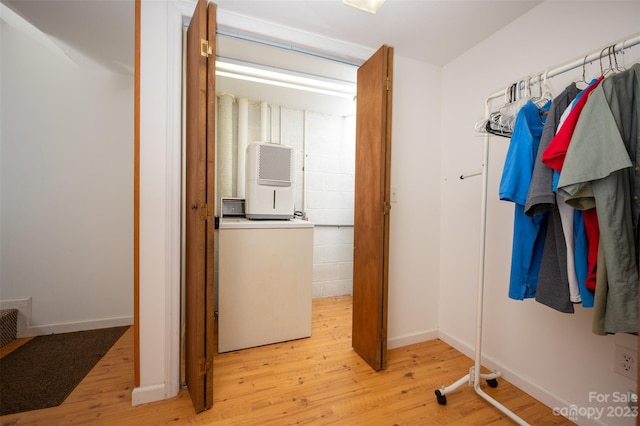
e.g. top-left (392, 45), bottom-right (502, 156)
top-left (215, 31), bottom-right (359, 299)
top-left (181, 6), bottom-right (394, 405)
top-left (180, 28), bottom-right (360, 385)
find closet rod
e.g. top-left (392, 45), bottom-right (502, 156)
top-left (437, 32), bottom-right (640, 426)
top-left (487, 33), bottom-right (640, 99)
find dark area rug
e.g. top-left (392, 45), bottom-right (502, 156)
top-left (0, 326), bottom-right (128, 415)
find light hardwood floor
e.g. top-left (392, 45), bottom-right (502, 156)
top-left (0, 296), bottom-right (574, 425)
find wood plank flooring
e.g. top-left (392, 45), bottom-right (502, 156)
top-left (0, 296), bottom-right (574, 425)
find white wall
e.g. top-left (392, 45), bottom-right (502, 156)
top-left (0, 19), bottom-right (133, 336)
top-left (439, 2), bottom-right (640, 425)
top-left (388, 54), bottom-right (442, 348)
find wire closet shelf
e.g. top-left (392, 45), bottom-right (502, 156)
top-left (437, 33), bottom-right (640, 426)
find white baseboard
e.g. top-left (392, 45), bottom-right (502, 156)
top-left (131, 383), bottom-right (167, 406)
top-left (388, 329), bottom-right (438, 350)
top-left (0, 297), bottom-right (132, 337)
top-left (436, 330), bottom-right (605, 426)
top-left (25, 316), bottom-right (133, 337)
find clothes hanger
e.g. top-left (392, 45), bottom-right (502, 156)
top-left (610, 44), bottom-right (624, 72)
top-left (475, 88), bottom-right (513, 138)
top-left (599, 46), bottom-right (611, 76)
top-left (542, 69), bottom-right (554, 99)
top-left (609, 45), bottom-right (619, 74)
top-left (531, 70), bottom-right (553, 108)
top-left (478, 83), bottom-right (518, 137)
top-left (498, 79), bottom-right (530, 132)
top-left (578, 54), bottom-right (590, 88)
top-left (604, 45), bottom-right (616, 75)
top-left (618, 39), bottom-right (628, 71)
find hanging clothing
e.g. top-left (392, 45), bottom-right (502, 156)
top-left (499, 99), bottom-right (551, 300)
top-left (592, 245), bottom-right (609, 335)
top-left (556, 194), bottom-right (582, 303)
top-left (573, 208), bottom-right (594, 308)
top-left (524, 83), bottom-right (582, 313)
top-left (525, 83), bottom-right (580, 216)
top-left (542, 77), bottom-right (604, 171)
top-left (557, 63), bottom-right (640, 334)
top-left (535, 206), bottom-right (574, 311)
top-left (543, 79), bottom-right (604, 293)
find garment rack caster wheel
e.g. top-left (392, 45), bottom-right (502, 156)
top-left (435, 389), bottom-right (447, 405)
top-left (486, 378), bottom-right (498, 388)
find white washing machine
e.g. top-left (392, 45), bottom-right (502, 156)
top-left (217, 218), bottom-right (313, 353)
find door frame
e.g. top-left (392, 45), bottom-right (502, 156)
top-left (133, 0), bottom-right (192, 404)
top-left (135, 0), bottom-right (385, 403)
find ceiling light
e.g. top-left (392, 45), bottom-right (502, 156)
top-left (343, 0), bottom-right (385, 14)
top-left (216, 61), bottom-right (356, 99)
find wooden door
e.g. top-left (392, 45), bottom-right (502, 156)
top-left (185, 0), bottom-right (216, 412)
top-left (352, 45), bottom-right (394, 371)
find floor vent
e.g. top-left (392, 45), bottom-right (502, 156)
top-left (0, 309), bottom-right (18, 348)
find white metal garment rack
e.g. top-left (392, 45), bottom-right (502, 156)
top-left (436, 33), bottom-right (640, 426)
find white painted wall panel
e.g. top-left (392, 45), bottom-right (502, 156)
top-left (0, 19), bottom-right (133, 334)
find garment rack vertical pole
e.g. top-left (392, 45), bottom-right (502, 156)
top-left (435, 33), bottom-right (640, 426)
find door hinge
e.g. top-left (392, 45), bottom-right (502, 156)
top-left (199, 358), bottom-right (211, 376)
top-left (199, 203), bottom-right (213, 221)
top-left (200, 39), bottom-right (212, 57)
top-left (383, 202), bottom-right (391, 215)
top-left (385, 77), bottom-right (391, 91)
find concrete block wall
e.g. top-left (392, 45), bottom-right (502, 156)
top-left (312, 226), bottom-right (354, 298)
top-left (304, 112), bottom-right (355, 226)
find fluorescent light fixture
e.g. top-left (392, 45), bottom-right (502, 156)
top-left (343, 0), bottom-right (385, 14)
top-left (216, 60), bottom-right (356, 99)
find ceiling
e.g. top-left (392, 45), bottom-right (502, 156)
top-left (214, 0), bottom-right (542, 66)
top-left (2, 0), bottom-right (134, 74)
top-left (1, 0), bottom-right (543, 74)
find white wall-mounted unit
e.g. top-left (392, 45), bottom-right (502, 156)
top-left (245, 142), bottom-right (295, 219)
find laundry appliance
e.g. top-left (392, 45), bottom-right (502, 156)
top-left (217, 218), bottom-right (313, 353)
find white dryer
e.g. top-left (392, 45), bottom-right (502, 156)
top-left (217, 218), bottom-right (313, 353)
